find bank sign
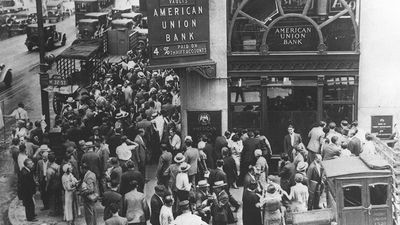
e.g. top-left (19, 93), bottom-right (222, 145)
top-left (147, 0), bottom-right (210, 67)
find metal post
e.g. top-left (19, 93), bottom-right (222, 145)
top-left (35, 0), bottom-right (50, 131)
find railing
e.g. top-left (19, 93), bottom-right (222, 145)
top-left (373, 137), bottom-right (400, 225)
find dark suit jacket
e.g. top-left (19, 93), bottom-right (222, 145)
top-left (82, 151), bottom-right (102, 178)
top-left (241, 137), bottom-right (261, 165)
top-left (348, 137), bottom-right (362, 156)
top-left (108, 133), bottom-right (122, 157)
top-left (20, 167), bottom-right (36, 200)
top-left (204, 143), bottom-right (215, 169)
top-left (150, 194), bottom-right (163, 225)
top-left (283, 133), bottom-right (302, 160)
top-left (119, 169), bottom-right (144, 195)
top-left (102, 190), bottom-right (122, 220)
top-left (36, 159), bottom-right (48, 181)
top-left (279, 161), bottom-right (296, 193)
top-left (209, 168), bottom-right (227, 192)
top-left (223, 156), bottom-right (237, 185)
top-left (307, 161), bottom-right (324, 184)
top-left (242, 173), bottom-right (256, 196)
top-left (214, 136), bottom-right (228, 160)
top-left (242, 189), bottom-right (262, 225)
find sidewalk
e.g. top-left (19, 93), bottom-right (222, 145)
top-left (8, 194), bottom-right (105, 225)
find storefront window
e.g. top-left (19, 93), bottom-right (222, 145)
top-left (321, 18), bottom-right (357, 51)
top-left (369, 184), bottom-right (388, 205)
top-left (323, 104), bottom-right (354, 124)
top-left (230, 90), bottom-right (260, 103)
top-left (267, 86), bottom-right (317, 111)
top-left (343, 185), bottom-right (362, 207)
top-left (324, 76), bottom-right (355, 101)
top-left (231, 104), bottom-right (261, 129)
top-left (231, 19), bottom-right (264, 52)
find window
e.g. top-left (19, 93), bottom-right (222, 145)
top-left (324, 77), bottom-right (355, 101)
top-left (369, 184), bottom-right (388, 205)
top-left (343, 185), bottom-right (362, 207)
top-left (231, 104), bottom-right (261, 129)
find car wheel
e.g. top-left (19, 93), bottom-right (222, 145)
top-left (4, 70), bottom-right (12, 87)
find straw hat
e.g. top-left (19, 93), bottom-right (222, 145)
top-left (174, 153), bottom-right (186, 163)
top-left (296, 161), bottom-right (308, 172)
top-left (197, 180), bottom-right (210, 188)
top-left (213, 180), bottom-right (227, 188)
top-left (179, 162), bottom-right (191, 172)
top-left (39, 144), bottom-right (50, 152)
top-left (66, 97), bottom-right (75, 103)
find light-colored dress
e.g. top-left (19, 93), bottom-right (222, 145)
top-left (289, 183), bottom-right (309, 212)
top-left (230, 140), bottom-right (243, 173)
top-left (260, 192), bottom-right (283, 225)
top-left (62, 173), bottom-right (78, 221)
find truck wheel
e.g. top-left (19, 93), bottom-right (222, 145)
top-left (4, 70), bottom-right (12, 87)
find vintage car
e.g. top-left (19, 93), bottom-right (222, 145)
top-left (120, 12), bottom-right (142, 28)
top-left (7, 12), bottom-right (35, 34)
top-left (25, 23), bottom-right (66, 51)
top-left (0, 64), bottom-right (12, 87)
top-left (76, 18), bottom-right (98, 39)
top-left (46, 0), bottom-right (65, 22)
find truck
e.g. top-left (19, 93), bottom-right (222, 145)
top-left (46, 0), bottom-right (65, 22)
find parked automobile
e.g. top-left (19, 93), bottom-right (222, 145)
top-left (0, 64), bottom-right (12, 87)
top-left (25, 23), bottom-right (66, 51)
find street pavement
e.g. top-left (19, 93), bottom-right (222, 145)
top-left (0, 15), bottom-right (77, 224)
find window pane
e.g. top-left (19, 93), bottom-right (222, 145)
top-left (343, 186), bottom-right (362, 207)
top-left (369, 184), bottom-right (388, 205)
top-left (321, 18), bottom-right (356, 51)
top-left (231, 104), bottom-right (261, 129)
top-left (267, 86), bottom-right (317, 111)
top-left (324, 77), bottom-right (355, 101)
top-left (230, 91), bottom-right (260, 103)
top-left (323, 104), bottom-right (354, 125)
top-left (231, 18), bottom-right (264, 52)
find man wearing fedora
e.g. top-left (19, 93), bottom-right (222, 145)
top-left (36, 148), bottom-right (50, 210)
top-left (150, 185), bottom-right (167, 225)
top-left (183, 136), bottom-right (199, 185)
top-left (82, 142), bottom-right (102, 191)
top-left (175, 162), bottom-right (191, 202)
top-left (163, 153), bottom-right (185, 202)
top-left (195, 180), bottom-right (212, 223)
top-left (172, 200), bottom-right (207, 225)
top-left (210, 181), bottom-right (231, 225)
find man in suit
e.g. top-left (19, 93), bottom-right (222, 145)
top-left (322, 136), bottom-right (342, 160)
top-left (307, 154), bottom-right (325, 210)
top-left (119, 160), bottom-right (144, 195)
top-left (283, 125), bottom-right (303, 162)
top-left (348, 129), bottom-right (362, 156)
top-left (307, 121), bottom-right (325, 164)
top-left (81, 163), bottom-right (99, 225)
top-left (20, 158), bottom-right (37, 222)
top-left (108, 128), bottom-right (123, 157)
top-left (184, 136), bottom-right (199, 184)
top-left (279, 153), bottom-right (296, 194)
top-left (134, 128), bottom-right (148, 178)
top-left (36, 150), bottom-right (49, 210)
top-left (81, 142), bottom-right (102, 182)
top-left (156, 144), bottom-right (172, 186)
top-left (214, 131), bottom-right (229, 160)
top-left (239, 131), bottom-right (260, 184)
top-left (105, 203), bottom-right (128, 225)
top-left (242, 180), bottom-right (262, 225)
top-left (102, 180), bottom-right (122, 221)
top-left (150, 185), bottom-right (166, 225)
top-left (121, 180), bottom-right (150, 225)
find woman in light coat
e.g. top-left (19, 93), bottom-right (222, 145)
top-left (62, 163), bottom-right (79, 225)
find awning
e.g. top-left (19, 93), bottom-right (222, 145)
top-left (43, 85), bottom-right (79, 94)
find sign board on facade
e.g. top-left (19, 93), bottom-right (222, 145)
top-left (49, 75), bottom-right (68, 86)
top-left (266, 19), bottom-right (319, 51)
top-left (371, 115), bottom-right (393, 139)
top-left (281, 0), bottom-right (315, 13)
top-left (329, 0), bottom-right (356, 14)
top-left (147, 0), bottom-right (209, 67)
top-left (187, 111), bottom-right (221, 144)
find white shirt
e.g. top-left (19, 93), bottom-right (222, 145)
top-left (116, 143), bottom-right (137, 161)
top-left (18, 153), bottom-right (28, 171)
top-left (175, 172), bottom-right (190, 191)
top-left (172, 211), bottom-right (207, 225)
top-left (11, 107), bottom-right (29, 120)
top-left (170, 135), bottom-right (181, 151)
top-left (152, 115), bottom-right (165, 141)
top-left (160, 205), bottom-right (174, 225)
top-left (42, 160), bottom-right (48, 178)
top-left (290, 133), bottom-right (294, 146)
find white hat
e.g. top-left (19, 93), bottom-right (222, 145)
top-left (184, 136), bottom-right (193, 142)
top-left (66, 97), bottom-right (75, 103)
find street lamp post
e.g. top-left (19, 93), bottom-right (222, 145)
top-left (35, 0), bottom-right (50, 131)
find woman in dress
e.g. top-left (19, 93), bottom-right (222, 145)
top-left (229, 134), bottom-right (243, 175)
top-left (62, 163), bottom-right (79, 225)
top-left (260, 184), bottom-right (288, 225)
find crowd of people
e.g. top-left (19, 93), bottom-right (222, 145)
top-left (6, 45), bottom-right (381, 225)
